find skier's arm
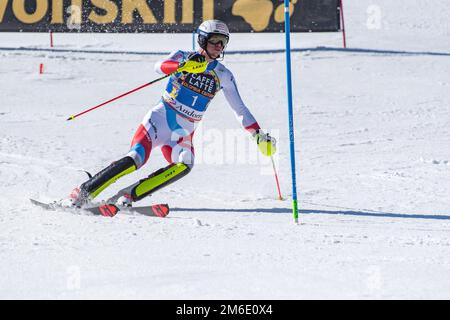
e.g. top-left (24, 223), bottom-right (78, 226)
top-left (155, 51), bottom-right (207, 75)
top-left (221, 69), bottom-right (261, 135)
top-left (154, 50), bottom-right (182, 75)
top-left (221, 68), bottom-right (276, 156)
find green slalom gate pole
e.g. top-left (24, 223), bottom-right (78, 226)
top-left (284, 0), bottom-right (299, 223)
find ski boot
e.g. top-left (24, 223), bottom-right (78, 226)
top-left (115, 193), bottom-right (133, 208)
top-left (68, 187), bottom-right (91, 208)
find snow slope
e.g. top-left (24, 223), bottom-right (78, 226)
top-left (1, 0), bottom-right (450, 299)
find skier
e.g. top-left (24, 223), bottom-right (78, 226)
top-left (69, 20), bottom-right (277, 208)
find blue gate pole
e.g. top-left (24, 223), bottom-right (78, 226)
top-left (284, 0), bottom-right (299, 223)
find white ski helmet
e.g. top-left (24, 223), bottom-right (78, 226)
top-left (196, 20), bottom-right (230, 51)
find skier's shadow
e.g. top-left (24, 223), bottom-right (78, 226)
top-left (171, 207), bottom-right (450, 221)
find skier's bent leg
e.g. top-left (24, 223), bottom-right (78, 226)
top-left (108, 124), bottom-right (195, 205)
top-left (72, 126), bottom-right (154, 206)
top-left (124, 141), bottom-right (196, 201)
top-left (110, 146), bottom-right (194, 205)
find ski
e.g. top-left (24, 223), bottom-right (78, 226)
top-left (126, 203), bottom-right (169, 217)
top-left (30, 199), bottom-right (169, 218)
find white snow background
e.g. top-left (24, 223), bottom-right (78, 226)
top-left (1, 0), bottom-right (450, 299)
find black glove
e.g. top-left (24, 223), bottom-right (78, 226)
top-left (187, 52), bottom-right (206, 63)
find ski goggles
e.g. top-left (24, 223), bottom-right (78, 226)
top-left (207, 34), bottom-right (229, 47)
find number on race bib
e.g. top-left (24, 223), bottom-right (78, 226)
top-left (192, 95), bottom-right (198, 107)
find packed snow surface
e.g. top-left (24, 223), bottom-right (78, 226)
top-left (1, 0), bottom-right (450, 299)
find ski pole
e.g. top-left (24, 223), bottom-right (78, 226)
top-left (271, 155), bottom-right (283, 200)
top-left (66, 74), bottom-right (170, 121)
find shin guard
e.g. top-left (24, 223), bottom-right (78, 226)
top-left (80, 156), bottom-right (137, 199)
top-left (130, 163), bottom-right (191, 201)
